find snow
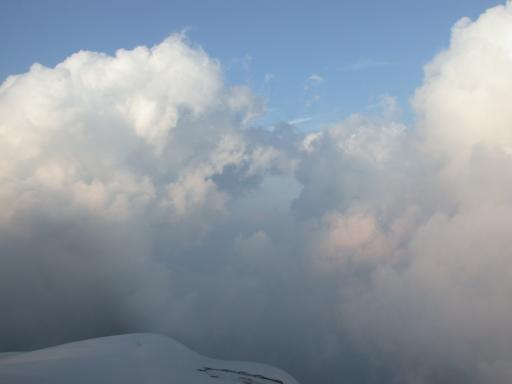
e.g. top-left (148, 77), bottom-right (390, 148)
top-left (0, 333), bottom-right (300, 384)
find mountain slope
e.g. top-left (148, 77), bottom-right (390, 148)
top-left (0, 333), bottom-right (299, 384)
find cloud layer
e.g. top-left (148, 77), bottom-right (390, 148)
top-left (2, 3), bottom-right (512, 383)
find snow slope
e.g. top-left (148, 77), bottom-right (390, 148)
top-left (0, 333), bottom-right (300, 384)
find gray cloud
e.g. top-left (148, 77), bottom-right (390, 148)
top-left (2, 3), bottom-right (512, 383)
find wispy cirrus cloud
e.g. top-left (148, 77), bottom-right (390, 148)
top-left (304, 73), bottom-right (325, 107)
top-left (287, 116), bottom-right (313, 125)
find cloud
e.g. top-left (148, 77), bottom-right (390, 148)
top-left (287, 117), bottom-right (312, 125)
top-left (2, 3), bottom-right (512, 384)
top-left (264, 73), bottom-right (275, 83)
top-left (303, 74), bottom-right (325, 108)
top-left (304, 73), bottom-right (324, 90)
top-left (0, 34), bottom-right (288, 349)
top-left (307, 73), bottom-right (324, 84)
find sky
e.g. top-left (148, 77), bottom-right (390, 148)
top-left (1, 0), bottom-right (503, 127)
top-left (2, 1), bottom-right (512, 384)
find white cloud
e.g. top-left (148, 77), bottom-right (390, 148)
top-left (307, 73), bottom-right (324, 84)
top-left (288, 116), bottom-right (312, 125)
top-left (304, 73), bottom-right (324, 90)
top-left (264, 73), bottom-right (275, 83)
top-left (304, 74), bottom-right (325, 107)
top-left (0, 34), bottom-right (292, 355)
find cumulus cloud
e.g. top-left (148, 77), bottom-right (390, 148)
top-left (307, 73), bottom-right (324, 84)
top-left (0, 35), bottom-right (287, 347)
top-left (2, 3), bottom-right (512, 384)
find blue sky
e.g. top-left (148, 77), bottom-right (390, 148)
top-left (1, 0), bottom-right (503, 128)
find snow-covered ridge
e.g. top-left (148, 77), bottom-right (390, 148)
top-left (0, 333), bottom-right (300, 384)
